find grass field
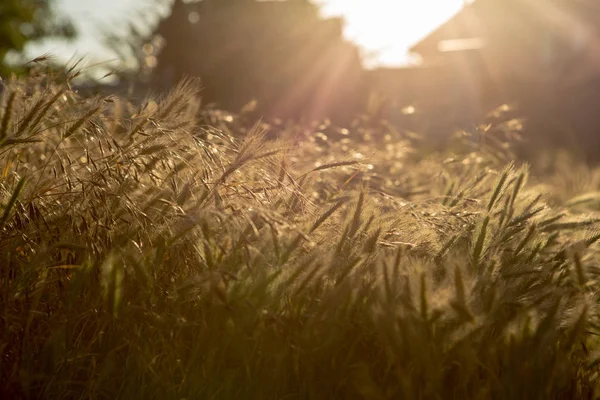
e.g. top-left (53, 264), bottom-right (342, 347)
top-left (2, 70), bottom-right (600, 399)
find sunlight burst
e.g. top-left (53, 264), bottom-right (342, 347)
top-left (321, 0), bottom-right (467, 65)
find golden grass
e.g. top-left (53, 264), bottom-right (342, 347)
top-left (1, 69), bottom-right (600, 399)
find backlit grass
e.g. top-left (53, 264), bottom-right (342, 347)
top-left (1, 70), bottom-right (600, 399)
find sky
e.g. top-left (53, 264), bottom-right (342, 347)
top-left (319, 0), bottom-right (466, 66)
top-left (31, 0), bottom-right (467, 70)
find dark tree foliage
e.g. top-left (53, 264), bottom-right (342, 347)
top-left (152, 0), bottom-right (366, 123)
top-left (0, 0), bottom-right (75, 76)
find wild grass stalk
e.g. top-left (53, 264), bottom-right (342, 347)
top-left (1, 70), bottom-right (600, 399)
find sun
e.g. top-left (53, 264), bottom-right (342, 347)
top-left (320, 0), bottom-right (467, 66)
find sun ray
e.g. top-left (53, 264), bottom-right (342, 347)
top-left (320, 0), bottom-right (466, 66)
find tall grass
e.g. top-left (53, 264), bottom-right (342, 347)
top-left (1, 70), bottom-right (600, 399)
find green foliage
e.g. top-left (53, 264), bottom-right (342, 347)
top-left (0, 0), bottom-right (75, 76)
top-left (2, 69), bottom-right (600, 399)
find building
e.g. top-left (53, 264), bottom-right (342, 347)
top-left (371, 0), bottom-right (600, 156)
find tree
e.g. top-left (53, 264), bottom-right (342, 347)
top-left (0, 0), bottom-right (75, 76)
top-left (152, 0), bottom-right (366, 123)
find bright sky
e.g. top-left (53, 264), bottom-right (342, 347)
top-left (31, 0), bottom-right (466, 69)
top-left (319, 0), bottom-right (466, 66)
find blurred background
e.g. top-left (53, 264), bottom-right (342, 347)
top-left (2, 0), bottom-right (600, 160)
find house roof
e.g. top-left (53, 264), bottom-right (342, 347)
top-left (409, 1), bottom-right (487, 55)
top-left (410, 0), bottom-right (600, 56)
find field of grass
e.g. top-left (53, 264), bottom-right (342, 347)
top-left (2, 70), bottom-right (600, 399)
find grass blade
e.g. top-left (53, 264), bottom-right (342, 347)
top-left (0, 177), bottom-right (26, 232)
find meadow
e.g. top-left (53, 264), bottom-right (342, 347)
top-left (2, 69), bottom-right (600, 399)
